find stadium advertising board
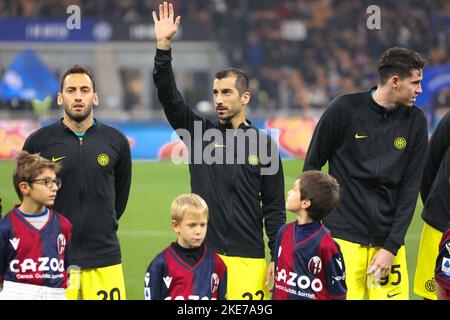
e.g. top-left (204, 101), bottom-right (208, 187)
top-left (0, 19), bottom-right (112, 42)
top-left (0, 120), bottom-right (39, 160)
top-left (2, 118), bottom-right (316, 161)
top-left (115, 118), bottom-right (315, 160)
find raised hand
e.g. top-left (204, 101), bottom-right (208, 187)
top-left (152, 2), bottom-right (181, 50)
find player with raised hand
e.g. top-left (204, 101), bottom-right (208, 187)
top-left (152, 1), bottom-right (180, 51)
top-left (152, 2), bottom-right (286, 300)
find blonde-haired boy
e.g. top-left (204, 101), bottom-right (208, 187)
top-left (144, 194), bottom-right (227, 300)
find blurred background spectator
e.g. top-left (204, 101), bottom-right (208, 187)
top-left (1, 0), bottom-right (450, 121)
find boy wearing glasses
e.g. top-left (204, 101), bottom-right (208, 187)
top-left (0, 151), bottom-right (72, 300)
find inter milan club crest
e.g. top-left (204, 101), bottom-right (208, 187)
top-left (308, 256), bottom-right (322, 275)
top-left (211, 273), bottom-right (219, 294)
top-left (57, 234), bottom-right (66, 254)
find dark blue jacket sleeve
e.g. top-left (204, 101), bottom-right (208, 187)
top-left (218, 269), bottom-right (227, 300)
top-left (326, 250), bottom-right (347, 300)
top-left (144, 254), bottom-right (166, 300)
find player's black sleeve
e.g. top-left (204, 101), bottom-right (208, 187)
top-left (420, 112), bottom-right (450, 203)
top-left (384, 113), bottom-right (428, 255)
top-left (153, 48), bottom-right (206, 133)
top-left (22, 131), bottom-right (40, 154)
top-left (114, 133), bottom-right (132, 221)
top-left (261, 153), bottom-right (286, 261)
top-left (303, 97), bottom-right (346, 171)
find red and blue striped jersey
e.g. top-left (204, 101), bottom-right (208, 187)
top-left (0, 207), bottom-right (72, 288)
top-left (144, 243), bottom-right (227, 300)
top-left (435, 222), bottom-right (450, 298)
top-left (272, 222), bottom-right (347, 300)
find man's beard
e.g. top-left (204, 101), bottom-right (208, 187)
top-left (64, 104), bottom-right (93, 123)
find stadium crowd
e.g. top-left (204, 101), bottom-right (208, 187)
top-left (1, 0), bottom-right (450, 112)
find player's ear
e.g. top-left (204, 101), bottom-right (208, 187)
top-left (171, 219), bottom-right (180, 233)
top-left (18, 181), bottom-right (31, 196)
top-left (57, 92), bottom-right (63, 106)
top-left (301, 199), bottom-right (311, 210)
top-left (93, 92), bottom-right (99, 106)
top-left (391, 75), bottom-right (400, 90)
top-left (241, 91), bottom-right (251, 105)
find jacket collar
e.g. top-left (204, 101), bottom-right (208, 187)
top-left (368, 86), bottom-right (398, 115)
top-left (215, 119), bottom-right (253, 130)
top-left (60, 117), bottom-right (99, 134)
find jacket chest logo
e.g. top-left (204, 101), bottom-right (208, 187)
top-left (354, 133), bottom-right (368, 139)
top-left (97, 154), bottom-right (110, 166)
top-left (51, 156), bottom-right (66, 162)
top-left (248, 154), bottom-right (260, 166)
top-left (394, 137), bottom-right (407, 150)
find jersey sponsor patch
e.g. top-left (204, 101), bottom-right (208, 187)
top-left (275, 268), bottom-right (324, 298)
top-left (144, 287), bottom-right (151, 300)
top-left (442, 257), bottom-right (450, 275)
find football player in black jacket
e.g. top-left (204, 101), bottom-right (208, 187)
top-left (304, 47), bottom-right (428, 299)
top-left (152, 2), bottom-right (285, 300)
top-left (23, 65), bottom-right (132, 300)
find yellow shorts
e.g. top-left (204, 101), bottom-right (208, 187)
top-left (335, 238), bottom-right (408, 300)
top-left (218, 255), bottom-right (268, 300)
top-left (66, 264), bottom-right (126, 300)
top-left (414, 223), bottom-right (443, 300)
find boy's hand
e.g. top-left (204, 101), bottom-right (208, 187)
top-left (265, 261), bottom-right (275, 292)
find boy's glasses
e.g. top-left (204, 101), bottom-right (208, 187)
top-left (29, 178), bottom-right (62, 188)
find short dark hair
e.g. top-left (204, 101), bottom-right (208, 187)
top-left (215, 68), bottom-right (249, 95)
top-left (60, 64), bottom-right (96, 92)
top-left (13, 151), bottom-right (61, 201)
top-left (298, 171), bottom-right (341, 221)
top-left (378, 47), bottom-right (426, 84)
